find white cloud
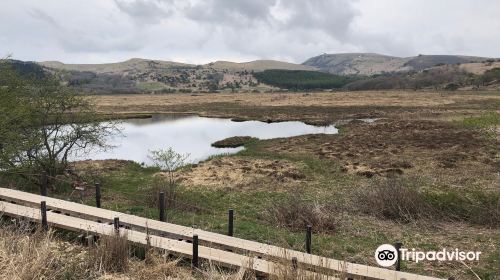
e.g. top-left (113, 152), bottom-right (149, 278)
top-left (0, 0), bottom-right (498, 64)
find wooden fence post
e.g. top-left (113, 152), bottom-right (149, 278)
top-left (228, 209), bottom-right (234, 236)
top-left (159, 192), bottom-right (165, 222)
top-left (40, 201), bottom-right (48, 231)
top-left (306, 225), bottom-right (312, 254)
top-left (395, 242), bottom-right (403, 271)
top-left (95, 183), bottom-right (101, 208)
top-left (114, 217), bottom-right (120, 232)
top-left (40, 171), bottom-right (48, 196)
top-left (192, 234), bottom-right (199, 268)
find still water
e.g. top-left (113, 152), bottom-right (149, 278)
top-left (83, 115), bottom-right (338, 164)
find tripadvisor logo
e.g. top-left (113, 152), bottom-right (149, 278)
top-left (375, 244), bottom-right (398, 267)
top-left (375, 244), bottom-right (481, 267)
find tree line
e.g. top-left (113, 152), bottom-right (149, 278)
top-left (253, 70), bottom-right (355, 90)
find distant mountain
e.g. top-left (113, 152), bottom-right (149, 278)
top-left (35, 58), bottom-right (317, 94)
top-left (40, 58), bottom-right (195, 74)
top-left (303, 53), bottom-right (493, 75)
top-left (40, 58), bottom-right (315, 74)
top-left (205, 60), bottom-right (316, 71)
top-left (3, 54), bottom-right (500, 93)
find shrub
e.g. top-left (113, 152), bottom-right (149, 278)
top-left (355, 177), bottom-right (500, 227)
top-left (148, 148), bottom-right (190, 186)
top-left (144, 177), bottom-right (179, 208)
top-left (144, 178), bottom-right (209, 215)
top-left (355, 177), bottom-right (434, 223)
top-left (261, 191), bottom-right (343, 232)
top-left (425, 190), bottom-right (500, 227)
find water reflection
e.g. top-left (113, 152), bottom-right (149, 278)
top-left (82, 115), bottom-right (338, 164)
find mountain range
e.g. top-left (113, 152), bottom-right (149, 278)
top-left (39, 53), bottom-right (495, 76)
top-left (303, 53), bottom-right (492, 75)
top-left (4, 53), bottom-right (500, 93)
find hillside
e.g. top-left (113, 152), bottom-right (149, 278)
top-left (38, 58), bottom-right (315, 93)
top-left (303, 53), bottom-right (494, 75)
top-left (40, 58), bottom-right (194, 74)
top-left (40, 58), bottom-right (314, 74)
top-left (205, 60), bottom-right (316, 71)
top-left (3, 53), bottom-right (500, 93)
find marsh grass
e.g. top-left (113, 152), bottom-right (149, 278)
top-left (459, 112), bottom-right (500, 139)
top-left (355, 177), bottom-right (500, 227)
top-left (461, 112), bottom-right (500, 129)
top-left (261, 189), bottom-right (344, 233)
top-left (0, 220), bottom-right (95, 280)
top-left (0, 219), bottom-right (338, 280)
top-left (425, 189), bottom-right (500, 227)
top-left (91, 233), bottom-right (130, 273)
top-left (355, 177), bottom-right (435, 223)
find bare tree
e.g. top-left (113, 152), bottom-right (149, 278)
top-left (148, 148), bottom-right (190, 186)
top-left (0, 59), bottom-right (120, 187)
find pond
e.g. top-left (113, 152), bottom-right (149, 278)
top-left (82, 115), bottom-right (338, 164)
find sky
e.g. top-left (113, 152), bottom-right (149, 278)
top-left (1, 0), bottom-right (499, 64)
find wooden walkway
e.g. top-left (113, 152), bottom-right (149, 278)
top-left (0, 188), bottom-right (444, 280)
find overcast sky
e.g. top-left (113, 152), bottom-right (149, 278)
top-left (1, 0), bottom-right (499, 64)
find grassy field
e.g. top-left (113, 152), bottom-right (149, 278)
top-left (3, 90), bottom-right (499, 279)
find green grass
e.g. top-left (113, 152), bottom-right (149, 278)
top-left (424, 188), bottom-right (500, 227)
top-left (460, 112), bottom-right (500, 129)
top-left (136, 81), bottom-right (168, 91)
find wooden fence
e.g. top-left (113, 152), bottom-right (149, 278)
top-left (0, 187), bottom-right (445, 280)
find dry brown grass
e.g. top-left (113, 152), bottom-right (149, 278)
top-left (91, 233), bottom-right (130, 273)
top-left (355, 177), bottom-right (434, 223)
top-left (0, 220), bottom-right (94, 280)
top-left (0, 219), bottom-right (339, 280)
top-left (175, 157), bottom-right (306, 191)
top-left (354, 176), bottom-right (500, 228)
top-left (91, 91), bottom-right (499, 113)
top-left (261, 190), bottom-right (344, 233)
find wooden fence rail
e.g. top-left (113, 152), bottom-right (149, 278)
top-left (0, 188), bottom-right (444, 280)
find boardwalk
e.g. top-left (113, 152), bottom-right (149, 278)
top-left (0, 188), bottom-right (444, 280)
